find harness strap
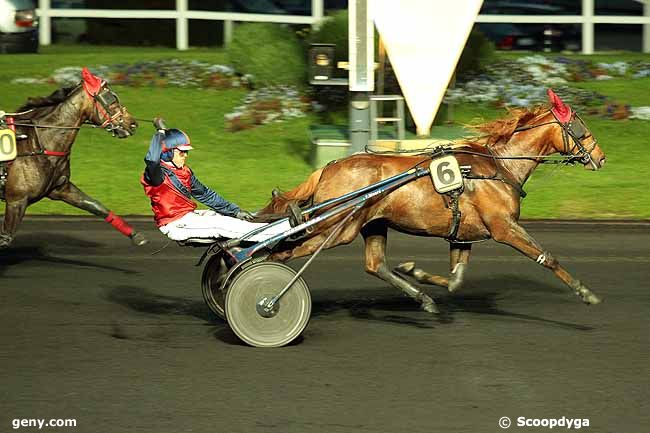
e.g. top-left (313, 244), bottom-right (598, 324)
top-left (446, 189), bottom-right (462, 240)
top-left (43, 150), bottom-right (68, 157)
top-left (476, 144), bottom-right (528, 198)
top-left (15, 121), bottom-right (70, 158)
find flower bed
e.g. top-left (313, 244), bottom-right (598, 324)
top-left (446, 55), bottom-right (650, 120)
top-left (12, 60), bottom-right (252, 89)
top-left (224, 86), bottom-right (311, 132)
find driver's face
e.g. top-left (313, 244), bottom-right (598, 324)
top-left (172, 148), bottom-right (189, 167)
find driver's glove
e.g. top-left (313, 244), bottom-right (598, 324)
top-left (236, 210), bottom-right (255, 221)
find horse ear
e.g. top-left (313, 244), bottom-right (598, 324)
top-left (81, 67), bottom-right (103, 96)
top-left (547, 88), bottom-right (564, 108)
top-left (547, 88), bottom-right (571, 123)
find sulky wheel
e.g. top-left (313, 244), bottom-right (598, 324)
top-left (201, 254), bottom-right (229, 319)
top-left (225, 262), bottom-right (311, 348)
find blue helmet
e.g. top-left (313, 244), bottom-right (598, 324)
top-left (161, 129), bottom-right (193, 161)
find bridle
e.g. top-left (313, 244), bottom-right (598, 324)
top-left (84, 82), bottom-right (133, 136)
top-left (513, 110), bottom-right (600, 169)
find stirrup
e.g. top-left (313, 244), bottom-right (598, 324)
top-left (288, 202), bottom-right (304, 228)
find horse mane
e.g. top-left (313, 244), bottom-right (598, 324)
top-left (465, 105), bottom-right (549, 145)
top-left (15, 86), bottom-right (78, 118)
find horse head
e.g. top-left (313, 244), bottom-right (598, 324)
top-left (81, 67), bottom-right (137, 138)
top-left (546, 89), bottom-right (606, 171)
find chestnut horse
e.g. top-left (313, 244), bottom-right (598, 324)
top-left (257, 90), bottom-right (606, 313)
top-left (0, 68), bottom-right (146, 249)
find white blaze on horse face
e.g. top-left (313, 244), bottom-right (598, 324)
top-left (373, 0), bottom-right (483, 136)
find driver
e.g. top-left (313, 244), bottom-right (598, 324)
top-left (141, 120), bottom-right (290, 242)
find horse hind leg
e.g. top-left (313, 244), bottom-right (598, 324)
top-left (363, 221), bottom-right (438, 314)
top-left (0, 198), bottom-right (28, 249)
top-left (448, 243), bottom-right (471, 292)
top-left (47, 181), bottom-right (147, 246)
top-left (395, 243), bottom-right (472, 293)
top-left (395, 261), bottom-right (448, 288)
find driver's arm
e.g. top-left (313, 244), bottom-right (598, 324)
top-left (189, 172), bottom-right (240, 217)
top-left (143, 131), bottom-right (164, 186)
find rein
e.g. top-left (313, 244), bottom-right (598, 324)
top-left (3, 81), bottom-right (131, 159)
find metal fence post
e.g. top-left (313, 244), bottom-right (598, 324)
top-left (38, 0), bottom-right (51, 46)
top-left (582, 0), bottom-right (594, 55)
top-left (176, 0), bottom-right (188, 50)
top-left (223, 20), bottom-right (233, 47)
top-left (312, 0), bottom-right (323, 28)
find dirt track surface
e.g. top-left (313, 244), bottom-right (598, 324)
top-left (1, 218), bottom-right (649, 433)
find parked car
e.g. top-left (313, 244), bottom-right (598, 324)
top-left (0, 0), bottom-right (38, 53)
top-left (479, 1), bottom-right (581, 51)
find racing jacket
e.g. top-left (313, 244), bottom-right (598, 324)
top-left (141, 131), bottom-right (240, 227)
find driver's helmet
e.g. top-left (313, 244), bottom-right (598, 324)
top-left (161, 129), bottom-right (193, 161)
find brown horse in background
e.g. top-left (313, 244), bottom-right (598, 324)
top-left (0, 68), bottom-right (146, 249)
top-left (257, 91), bottom-right (606, 313)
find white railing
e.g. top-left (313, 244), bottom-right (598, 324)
top-left (37, 0), bottom-right (324, 49)
top-left (476, 0), bottom-right (650, 54)
top-left (37, 0), bottom-right (649, 54)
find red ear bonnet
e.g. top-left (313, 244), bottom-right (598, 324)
top-left (81, 67), bottom-right (104, 96)
top-left (547, 88), bottom-right (572, 123)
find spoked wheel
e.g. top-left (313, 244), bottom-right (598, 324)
top-left (201, 254), bottom-right (229, 319)
top-left (225, 262), bottom-right (311, 348)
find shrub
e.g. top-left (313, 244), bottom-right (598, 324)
top-left (306, 10), bottom-right (349, 64)
top-left (456, 27), bottom-right (496, 78)
top-left (227, 23), bottom-right (306, 87)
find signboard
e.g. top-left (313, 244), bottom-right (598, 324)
top-left (373, 0), bottom-right (484, 136)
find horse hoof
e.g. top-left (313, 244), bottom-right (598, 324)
top-left (573, 281), bottom-right (602, 305)
top-left (420, 295), bottom-right (439, 314)
top-left (0, 234), bottom-right (12, 249)
top-left (130, 232), bottom-right (148, 247)
top-left (395, 261), bottom-right (415, 275)
top-left (448, 263), bottom-right (466, 293)
top-left (585, 293), bottom-right (602, 305)
top-left (580, 289), bottom-right (602, 305)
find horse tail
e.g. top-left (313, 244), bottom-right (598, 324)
top-left (257, 167), bottom-right (325, 218)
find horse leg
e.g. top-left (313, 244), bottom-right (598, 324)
top-left (490, 220), bottom-right (600, 304)
top-left (394, 243), bottom-right (472, 291)
top-left (47, 181), bottom-right (148, 246)
top-left (362, 221), bottom-right (438, 314)
top-left (394, 260), bottom-right (448, 288)
top-left (0, 198), bottom-right (28, 249)
top-left (448, 243), bottom-right (472, 292)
